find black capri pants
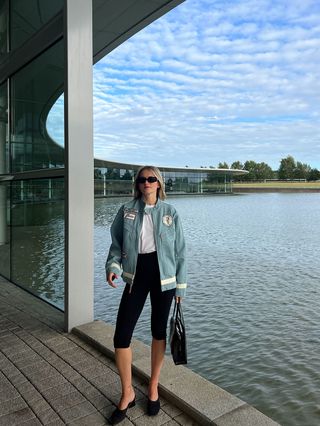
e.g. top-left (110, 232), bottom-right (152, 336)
top-left (114, 251), bottom-right (175, 348)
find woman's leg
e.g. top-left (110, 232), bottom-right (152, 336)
top-left (149, 338), bottom-right (166, 400)
top-left (115, 347), bottom-right (135, 409)
top-left (113, 275), bottom-right (149, 409)
top-left (149, 282), bottom-right (175, 401)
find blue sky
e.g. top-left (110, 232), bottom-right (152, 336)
top-left (48, 0), bottom-right (320, 170)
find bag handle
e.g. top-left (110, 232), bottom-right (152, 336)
top-left (173, 298), bottom-right (180, 318)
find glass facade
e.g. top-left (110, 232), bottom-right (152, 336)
top-left (10, 0), bottom-right (63, 51)
top-left (0, 82), bottom-right (9, 278)
top-left (0, 0), bottom-right (8, 56)
top-left (0, 1), bottom-right (65, 310)
top-left (10, 178), bottom-right (64, 309)
top-left (94, 165), bottom-right (233, 197)
top-left (11, 41), bottom-right (64, 172)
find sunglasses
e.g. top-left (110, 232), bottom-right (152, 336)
top-left (136, 176), bottom-right (158, 184)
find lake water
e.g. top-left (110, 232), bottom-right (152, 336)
top-left (94, 193), bottom-right (320, 426)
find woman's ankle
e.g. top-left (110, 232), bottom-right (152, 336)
top-left (148, 381), bottom-right (159, 401)
top-left (118, 386), bottom-right (135, 409)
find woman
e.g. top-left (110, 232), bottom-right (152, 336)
top-left (106, 165), bottom-right (187, 425)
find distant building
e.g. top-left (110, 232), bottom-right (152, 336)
top-left (94, 160), bottom-right (246, 196)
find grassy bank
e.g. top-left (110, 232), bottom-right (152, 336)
top-left (233, 181), bottom-right (320, 192)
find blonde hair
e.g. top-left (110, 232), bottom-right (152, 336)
top-left (134, 165), bottom-right (166, 200)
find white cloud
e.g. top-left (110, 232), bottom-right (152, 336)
top-left (47, 0), bottom-right (320, 169)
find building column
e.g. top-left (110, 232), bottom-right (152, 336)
top-left (64, 0), bottom-right (94, 331)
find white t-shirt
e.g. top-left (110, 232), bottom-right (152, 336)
top-left (139, 206), bottom-right (156, 253)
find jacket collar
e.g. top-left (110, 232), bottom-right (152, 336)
top-left (137, 197), bottom-right (162, 211)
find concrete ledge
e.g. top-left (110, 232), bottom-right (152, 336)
top-left (72, 320), bottom-right (279, 426)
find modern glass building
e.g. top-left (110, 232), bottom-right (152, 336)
top-left (0, 1), bottom-right (246, 330)
top-left (94, 160), bottom-right (246, 197)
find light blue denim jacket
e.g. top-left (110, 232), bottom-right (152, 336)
top-left (105, 198), bottom-right (187, 297)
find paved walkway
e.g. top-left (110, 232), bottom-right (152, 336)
top-left (0, 277), bottom-right (198, 426)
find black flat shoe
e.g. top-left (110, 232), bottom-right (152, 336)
top-left (108, 398), bottom-right (136, 425)
top-left (147, 397), bottom-right (160, 416)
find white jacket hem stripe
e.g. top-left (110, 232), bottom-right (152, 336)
top-left (161, 277), bottom-right (176, 285)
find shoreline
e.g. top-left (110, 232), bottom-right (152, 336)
top-left (232, 182), bottom-right (320, 193)
top-left (233, 187), bottom-right (320, 193)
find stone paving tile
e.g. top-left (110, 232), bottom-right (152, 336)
top-left (28, 397), bottom-right (52, 415)
top-left (81, 387), bottom-right (111, 410)
top-left (67, 411), bottom-right (108, 425)
top-left (29, 327), bottom-right (59, 342)
top-left (161, 401), bottom-right (183, 418)
top-left (50, 391), bottom-right (86, 413)
top-left (32, 373), bottom-right (69, 392)
top-left (48, 358), bottom-right (83, 382)
top-left (72, 379), bottom-right (111, 410)
top-left (0, 396), bottom-right (27, 416)
top-left (1, 341), bottom-right (29, 357)
top-left (14, 353), bottom-right (44, 369)
top-left (41, 382), bottom-right (78, 402)
top-left (0, 334), bottom-right (21, 350)
top-left (162, 420), bottom-right (181, 426)
top-left (126, 399), bottom-right (147, 421)
top-left (22, 362), bottom-right (58, 382)
top-left (131, 409), bottom-right (171, 426)
top-left (46, 337), bottom-right (78, 354)
top-left (15, 381), bottom-right (43, 404)
top-left (0, 357), bottom-right (18, 376)
top-left (36, 407), bottom-right (63, 425)
top-left (0, 329), bottom-right (12, 339)
top-left (8, 347), bottom-right (37, 363)
top-left (58, 400), bottom-right (97, 423)
top-left (71, 359), bottom-right (98, 373)
top-left (77, 364), bottom-right (114, 381)
top-left (0, 373), bottom-right (19, 402)
top-left (59, 348), bottom-right (96, 365)
top-left (174, 412), bottom-right (201, 425)
top-left (5, 371), bottom-right (28, 386)
top-left (33, 345), bottom-right (59, 360)
top-left (0, 407), bottom-right (36, 426)
top-left (89, 370), bottom-right (120, 389)
top-left (20, 418), bottom-right (42, 426)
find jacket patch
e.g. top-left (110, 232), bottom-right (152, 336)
top-left (124, 210), bottom-right (137, 220)
top-left (163, 215), bottom-right (173, 226)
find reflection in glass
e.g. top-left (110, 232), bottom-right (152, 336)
top-left (10, 0), bottom-right (63, 51)
top-left (0, 0), bottom-right (8, 56)
top-left (0, 82), bottom-right (8, 173)
top-left (0, 182), bottom-right (10, 279)
top-left (0, 82), bottom-right (9, 279)
top-left (46, 94), bottom-right (64, 147)
top-left (10, 41), bottom-right (64, 171)
top-left (11, 178), bottom-right (64, 309)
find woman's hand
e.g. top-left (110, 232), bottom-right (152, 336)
top-left (107, 272), bottom-right (118, 288)
top-left (175, 296), bottom-right (182, 303)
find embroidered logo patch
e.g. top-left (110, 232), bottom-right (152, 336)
top-left (163, 215), bottom-right (173, 226)
top-left (124, 210), bottom-right (137, 220)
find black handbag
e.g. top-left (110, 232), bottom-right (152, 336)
top-left (169, 300), bottom-right (187, 365)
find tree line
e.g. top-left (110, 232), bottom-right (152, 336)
top-left (213, 156), bottom-right (320, 181)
